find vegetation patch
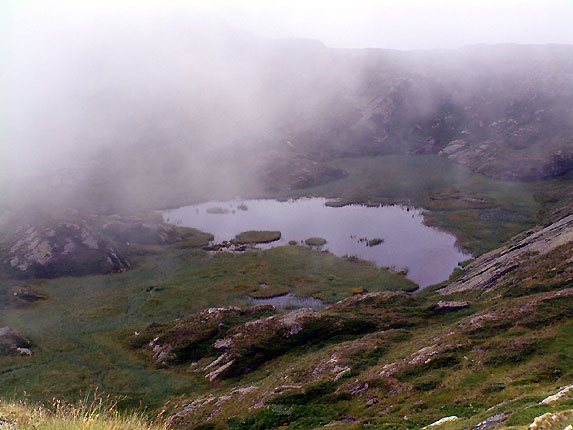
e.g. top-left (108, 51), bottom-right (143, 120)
top-left (305, 237), bottom-right (327, 246)
top-left (232, 230), bottom-right (282, 244)
top-left (367, 238), bottom-right (384, 246)
top-left (247, 285), bottom-right (291, 299)
top-left (0, 398), bottom-right (166, 430)
top-left (206, 207), bottom-right (230, 214)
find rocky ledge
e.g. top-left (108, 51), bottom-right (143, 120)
top-left (439, 214), bottom-right (573, 294)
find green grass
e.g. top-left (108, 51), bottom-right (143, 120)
top-left (0, 244), bottom-right (414, 407)
top-left (304, 237), bottom-right (327, 246)
top-left (1, 154), bottom-right (571, 428)
top-left (266, 155), bottom-right (571, 255)
top-left (0, 397), bottom-right (166, 430)
top-left (232, 230), bottom-right (282, 244)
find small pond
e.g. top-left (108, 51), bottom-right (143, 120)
top-left (162, 198), bottom-right (471, 288)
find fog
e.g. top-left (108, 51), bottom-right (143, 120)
top-left (1, 3), bottom-right (572, 214)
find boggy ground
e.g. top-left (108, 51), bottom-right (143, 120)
top-left (263, 155), bottom-right (573, 256)
top-left (128, 234), bottom-right (572, 430)
top-left (0, 216), bottom-right (570, 429)
top-left (0, 232), bottom-right (414, 408)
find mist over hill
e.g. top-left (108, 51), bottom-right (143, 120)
top-left (2, 12), bottom-right (572, 213)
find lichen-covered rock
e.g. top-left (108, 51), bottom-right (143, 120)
top-left (2, 218), bottom-right (130, 278)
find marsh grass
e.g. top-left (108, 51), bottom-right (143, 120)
top-left (0, 394), bottom-right (167, 430)
top-left (272, 155), bottom-right (571, 255)
top-left (232, 230), bottom-right (281, 244)
top-left (304, 237), bottom-right (327, 246)
top-left (0, 244), bottom-right (414, 406)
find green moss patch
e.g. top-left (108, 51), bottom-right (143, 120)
top-left (305, 237), bottom-right (327, 246)
top-left (232, 231), bottom-right (282, 244)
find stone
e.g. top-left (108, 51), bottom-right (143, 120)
top-left (433, 301), bottom-right (469, 311)
top-left (440, 215), bottom-right (573, 294)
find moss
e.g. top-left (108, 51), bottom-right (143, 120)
top-left (367, 238), bottom-right (384, 246)
top-left (232, 231), bottom-right (282, 244)
top-left (305, 237), bottom-right (327, 246)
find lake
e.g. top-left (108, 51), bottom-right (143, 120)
top-left (162, 198), bottom-right (471, 288)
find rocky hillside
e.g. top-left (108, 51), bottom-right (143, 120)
top-left (4, 39), bottom-right (573, 214)
top-left (0, 211), bottom-right (211, 278)
top-left (274, 44), bottom-right (573, 181)
top-left (125, 214), bottom-right (572, 430)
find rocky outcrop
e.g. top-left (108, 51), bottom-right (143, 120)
top-left (433, 301), bottom-right (469, 311)
top-left (439, 214), bottom-right (573, 294)
top-left (0, 327), bottom-right (31, 356)
top-left (539, 384), bottom-right (573, 405)
top-left (1, 218), bottom-right (130, 279)
top-left (0, 212), bottom-right (183, 279)
top-left (134, 305), bottom-right (277, 367)
top-left (471, 412), bottom-right (512, 430)
top-left (260, 156), bottom-right (347, 192)
top-left (204, 308), bottom-right (325, 380)
top-left (422, 416), bottom-right (459, 429)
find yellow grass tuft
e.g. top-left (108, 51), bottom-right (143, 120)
top-left (0, 394), bottom-right (168, 430)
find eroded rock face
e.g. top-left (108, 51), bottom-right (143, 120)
top-left (135, 305), bottom-right (277, 368)
top-left (439, 214), bottom-right (573, 294)
top-left (204, 308), bottom-right (325, 380)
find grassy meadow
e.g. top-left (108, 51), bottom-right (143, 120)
top-left (0, 241), bottom-right (414, 408)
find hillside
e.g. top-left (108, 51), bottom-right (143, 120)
top-left (3, 40), bottom-right (573, 214)
top-left (123, 215), bottom-right (572, 430)
top-left (1, 27), bottom-right (572, 429)
top-left (0, 211), bottom-right (569, 429)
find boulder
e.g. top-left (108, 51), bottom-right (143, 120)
top-left (0, 326), bottom-right (31, 356)
top-left (433, 301), bottom-right (469, 311)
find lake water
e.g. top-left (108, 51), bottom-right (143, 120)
top-left (162, 198), bottom-right (471, 288)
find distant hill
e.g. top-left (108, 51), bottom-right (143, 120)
top-left (3, 18), bottom-right (573, 212)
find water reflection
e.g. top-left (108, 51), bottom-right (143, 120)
top-left (162, 198), bottom-right (471, 288)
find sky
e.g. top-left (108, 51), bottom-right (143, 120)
top-left (201, 0), bottom-right (573, 49)
top-left (2, 0), bottom-right (573, 50)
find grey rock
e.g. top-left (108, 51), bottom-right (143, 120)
top-left (440, 215), bottom-right (573, 294)
top-left (471, 412), bottom-right (512, 430)
top-left (433, 301), bottom-right (469, 311)
top-left (0, 326), bottom-right (31, 356)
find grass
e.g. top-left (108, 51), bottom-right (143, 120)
top-left (304, 237), bottom-right (327, 246)
top-left (0, 242), bottom-right (414, 407)
top-left (0, 396), bottom-right (166, 430)
top-left (267, 155), bottom-right (571, 255)
top-left (231, 230), bottom-right (282, 244)
top-left (0, 154), bottom-right (571, 428)
top-left (367, 238), bottom-right (384, 247)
